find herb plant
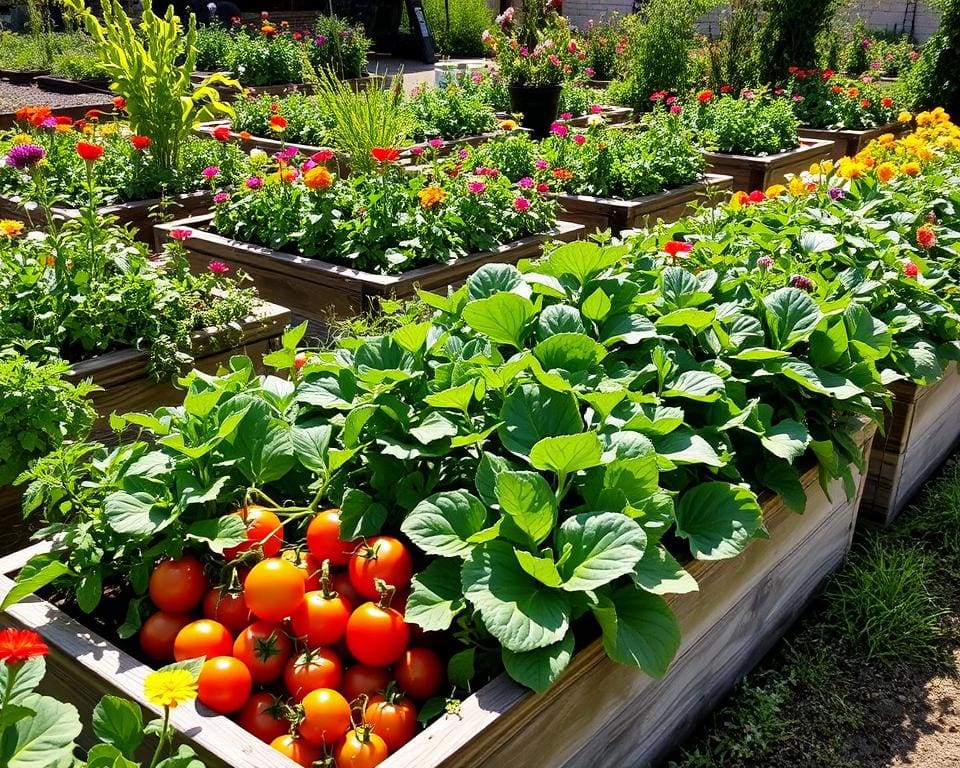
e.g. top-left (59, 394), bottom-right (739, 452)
top-left (680, 90), bottom-right (800, 156)
top-left (786, 68), bottom-right (900, 130)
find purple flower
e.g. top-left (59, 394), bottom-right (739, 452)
top-left (213, 192), bottom-right (229, 204)
top-left (757, 256), bottom-right (774, 270)
top-left (519, 46), bottom-right (529, 57)
top-left (458, 149), bottom-right (468, 160)
top-left (585, 67), bottom-right (595, 77)
top-left (245, 176), bottom-right (264, 189)
top-left (5, 143), bottom-right (45, 170)
top-left (518, 177), bottom-right (534, 189)
top-left (468, 181), bottom-right (486, 194)
top-left (315, 35), bottom-right (327, 45)
top-left (535, 158), bottom-right (548, 170)
top-left (790, 274), bottom-right (815, 292)
top-left (828, 186), bottom-right (845, 200)
top-left (202, 165), bottom-right (220, 179)
top-left (40, 117), bottom-right (57, 130)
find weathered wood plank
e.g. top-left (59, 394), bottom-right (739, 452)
top-left (703, 138), bottom-right (835, 191)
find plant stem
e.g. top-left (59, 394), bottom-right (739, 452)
top-left (147, 705), bottom-right (170, 768)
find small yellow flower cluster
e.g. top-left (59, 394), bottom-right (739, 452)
top-left (0, 219), bottom-right (25, 237)
top-left (418, 185), bottom-right (446, 209)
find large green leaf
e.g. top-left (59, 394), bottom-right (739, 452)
top-left (402, 491), bottom-right (488, 558)
top-left (533, 333), bottom-right (606, 372)
top-left (2, 693), bottom-right (81, 768)
top-left (467, 263), bottom-right (526, 299)
top-left (592, 588), bottom-right (681, 676)
top-left (763, 287), bottom-right (823, 349)
top-left (462, 293), bottom-right (536, 348)
top-left (760, 419), bottom-right (810, 462)
top-left (502, 634), bottom-right (574, 693)
top-left (514, 549), bottom-right (564, 587)
top-left (556, 512), bottom-right (647, 591)
top-left (632, 546), bottom-right (699, 595)
top-left (542, 241), bottom-right (625, 285)
top-left (463, 542), bottom-right (571, 653)
top-left (405, 559), bottom-right (467, 631)
top-left (499, 384), bottom-right (583, 456)
top-left (538, 304), bottom-right (586, 339)
top-left (105, 492), bottom-right (168, 537)
top-left (662, 370), bottom-right (726, 402)
top-left (92, 696), bottom-right (143, 755)
top-left (675, 482), bottom-right (764, 559)
top-left (653, 428), bottom-right (725, 467)
top-left (495, 471), bottom-right (557, 547)
top-left (529, 432), bottom-right (604, 477)
top-left (338, 488), bottom-right (388, 539)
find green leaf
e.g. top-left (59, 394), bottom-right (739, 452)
top-left (632, 546), bottom-right (699, 595)
top-left (763, 287), bottom-right (822, 349)
top-left (533, 333), bottom-right (606, 372)
top-left (342, 405), bottom-right (378, 447)
top-left (844, 304), bottom-right (891, 361)
top-left (514, 549), bottom-right (563, 587)
top-left (234, 417), bottom-right (296, 484)
top-left (447, 648), bottom-right (476, 689)
top-left (1, 561), bottom-right (70, 611)
top-left (406, 559), bottom-right (466, 632)
top-left (760, 460), bottom-right (807, 513)
top-left (556, 512), bottom-right (647, 591)
top-left (92, 696), bottom-right (143, 755)
top-left (775, 360), bottom-right (863, 399)
top-left (462, 293), bottom-right (536, 348)
top-left (3, 693), bottom-right (81, 768)
top-left (339, 488), bottom-right (388, 539)
top-left (105, 492), bottom-right (168, 537)
top-left (502, 634), bottom-right (574, 693)
top-left (0, 658), bottom-right (44, 705)
top-left (392, 321), bottom-right (432, 353)
top-left (656, 308), bottom-right (715, 333)
top-left (592, 587), bottom-right (680, 676)
top-left (85, 744), bottom-right (138, 768)
top-left (538, 304), bottom-right (586, 338)
top-left (799, 230), bottom-right (839, 253)
top-left (653, 428), bottom-right (724, 467)
top-left (600, 313), bottom-right (658, 344)
top-left (296, 373), bottom-right (356, 410)
top-left (499, 384), bottom-right (582, 456)
top-left (760, 419), bottom-right (810, 462)
top-left (76, 571), bottom-right (103, 613)
top-left (529, 432), bottom-right (604, 477)
top-left (675, 482), bottom-right (764, 559)
top-left (409, 412), bottom-right (459, 445)
top-left (291, 425), bottom-right (332, 473)
top-left (495, 471), bottom-right (558, 547)
top-left (542, 241), bottom-right (625, 285)
top-left (475, 452), bottom-right (513, 508)
top-left (185, 515), bottom-right (247, 554)
top-left (467, 263), bottom-right (525, 299)
top-left (182, 387), bottom-right (223, 419)
top-left (402, 491), bottom-right (488, 558)
top-left (463, 541), bottom-right (571, 653)
top-left (424, 381), bottom-right (477, 412)
top-left (662, 370), bottom-right (726, 402)
top-left (581, 288), bottom-right (612, 321)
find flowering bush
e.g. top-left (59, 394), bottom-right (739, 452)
top-left (304, 14), bottom-right (371, 80)
top-left (232, 92), bottom-right (336, 147)
top-left (407, 81), bottom-right (499, 141)
top-left (785, 68), bottom-right (901, 130)
top-left (217, 19), bottom-right (305, 86)
top-left (212, 147), bottom-right (556, 273)
top-left (680, 90), bottom-right (800, 156)
top-left (836, 22), bottom-right (920, 78)
top-left (574, 13), bottom-right (628, 81)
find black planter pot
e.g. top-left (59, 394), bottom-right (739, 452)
top-left (509, 83), bottom-right (562, 139)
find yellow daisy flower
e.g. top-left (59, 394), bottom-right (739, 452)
top-left (143, 668), bottom-right (198, 709)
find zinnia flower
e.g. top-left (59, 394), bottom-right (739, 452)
top-left (238, 130), bottom-right (252, 141)
top-left (0, 629), bottom-right (48, 665)
top-left (790, 274), bottom-right (815, 292)
top-left (212, 125), bottom-right (231, 142)
top-left (903, 261), bottom-right (919, 278)
top-left (371, 147), bottom-right (399, 163)
top-left (499, 119), bottom-right (518, 131)
top-left (112, 96), bottom-right (126, 110)
top-left (560, 112), bottom-right (573, 120)
top-left (428, 138), bottom-right (444, 149)
top-left (269, 115), bottom-right (288, 132)
top-left (901, 162), bottom-right (921, 176)
top-left (419, 185), bottom-right (446, 208)
top-left (917, 224), bottom-right (936, 249)
top-left (757, 255), bottom-right (774, 270)
top-left (467, 181), bottom-right (486, 194)
top-left (572, 134), bottom-right (587, 146)
top-left (202, 166), bottom-right (220, 180)
top-left (311, 149), bottom-right (335, 163)
top-left (513, 196), bottom-right (531, 212)
top-left (409, 146), bottom-right (425, 156)
top-left (245, 176), bottom-right (264, 189)
top-left (143, 668), bottom-right (198, 709)
top-left (535, 159), bottom-right (549, 170)
top-left (549, 123), bottom-right (569, 138)
top-left (881, 96), bottom-right (894, 108)
top-left (0, 219), bottom-right (25, 237)
top-left (828, 186), bottom-right (846, 200)
top-left (208, 261), bottom-right (231, 275)
top-left (304, 165), bottom-right (334, 190)
top-left (213, 192), bottom-right (229, 204)
top-left (5, 143), bottom-right (45, 169)
top-left (518, 177), bottom-right (534, 189)
top-left (663, 240), bottom-right (693, 257)
top-left (747, 190), bottom-right (766, 204)
top-left (591, 104), bottom-right (603, 114)
top-left (697, 89), bottom-right (714, 103)
top-left (552, 168), bottom-right (573, 181)
top-left (898, 111), bottom-right (913, 123)
top-left (169, 228), bottom-right (193, 241)
top-left (130, 135), bottom-right (151, 151)
top-left (536, 182), bottom-right (549, 193)
top-left (875, 162), bottom-right (897, 183)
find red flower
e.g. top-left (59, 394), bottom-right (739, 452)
top-left (903, 261), bottom-right (919, 277)
top-left (370, 147), bottom-right (400, 163)
top-left (55, 115), bottom-right (72, 125)
top-left (697, 89), bottom-right (714, 103)
top-left (917, 225), bottom-right (936, 249)
top-left (881, 96), bottom-right (893, 108)
top-left (169, 228), bottom-right (193, 241)
top-left (292, 31), bottom-right (302, 40)
top-left (212, 125), bottom-right (231, 142)
top-left (269, 115), bottom-right (287, 131)
top-left (130, 135), bottom-right (151, 151)
top-left (112, 96), bottom-right (126, 110)
top-left (747, 189), bottom-right (767, 204)
top-left (0, 629), bottom-right (48, 665)
top-left (311, 149), bottom-right (335, 163)
top-left (85, 108), bottom-right (103, 121)
top-left (720, 84), bottom-right (733, 93)
top-left (663, 240), bottom-right (693, 257)
top-left (76, 141), bottom-right (104, 162)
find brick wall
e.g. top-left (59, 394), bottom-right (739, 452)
top-left (565, 0), bottom-right (941, 41)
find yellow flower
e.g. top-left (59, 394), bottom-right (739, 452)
top-left (144, 669), bottom-right (198, 709)
top-left (498, 119), bottom-right (518, 131)
top-left (788, 175), bottom-right (807, 196)
top-left (916, 111), bottom-right (932, 127)
top-left (0, 219), bottom-right (25, 237)
top-left (916, 146), bottom-right (934, 161)
top-left (765, 184), bottom-right (787, 198)
top-left (586, 114), bottom-right (605, 126)
top-left (303, 166), bottom-right (334, 190)
top-left (898, 111), bottom-right (913, 123)
top-left (418, 185), bottom-right (446, 208)
top-left (11, 132), bottom-right (31, 145)
top-left (838, 157), bottom-right (865, 180)
top-left (728, 190), bottom-right (750, 210)
top-left (100, 123), bottom-right (118, 136)
top-left (901, 161), bottom-right (921, 176)
top-left (877, 133), bottom-right (895, 145)
top-left (54, 124), bottom-right (73, 134)
top-left (875, 162), bottom-right (897, 183)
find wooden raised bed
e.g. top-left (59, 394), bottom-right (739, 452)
top-left (0, 99), bottom-right (115, 130)
top-left (33, 75), bottom-right (111, 94)
top-left (0, 190), bottom-right (213, 243)
top-left (0, 485), bottom-right (25, 557)
top-left (555, 173), bottom-right (733, 234)
top-left (703, 138), bottom-right (835, 191)
top-left (0, 420), bottom-right (875, 768)
top-left (0, 67), bottom-right (49, 84)
top-left (798, 119), bottom-right (909, 160)
top-left (190, 72), bottom-right (383, 101)
top-left (861, 363), bottom-right (960, 526)
top-left (562, 105), bottom-right (633, 127)
top-left (154, 215), bottom-right (584, 329)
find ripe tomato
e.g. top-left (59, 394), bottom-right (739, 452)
top-left (243, 557), bottom-right (305, 623)
top-left (270, 734), bottom-right (323, 767)
top-left (306, 509), bottom-right (357, 566)
top-left (334, 726), bottom-right (389, 768)
top-left (348, 536), bottom-right (413, 600)
top-left (233, 621), bottom-right (293, 684)
top-left (346, 602), bottom-right (409, 667)
top-left (366, 693), bottom-right (418, 752)
top-left (224, 505), bottom-right (284, 560)
top-left (282, 550), bottom-right (322, 591)
top-left (290, 590), bottom-right (352, 648)
top-left (332, 571), bottom-right (363, 608)
top-left (197, 656), bottom-right (252, 714)
top-left (139, 612), bottom-right (193, 661)
top-left (237, 692), bottom-right (288, 743)
top-left (149, 556), bottom-right (208, 613)
top-left (202, 588), bottom-right (252, 634)
top-left (394, 647), bottom-right (444, 701)
top-left (173, 619), bottom-right (233, 661)
top-left (283, 648), bottom-right (343, 701)
top-left (341, 665), bottom-right (391, 703)
top-left (298, 688), bottom-right (351, 745)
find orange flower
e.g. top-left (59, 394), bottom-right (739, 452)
top-left (0, 219), bottom-right (25, 237)
top-left (239, 130), bottom-right (252, 140)
top-left (847, 86), bottom-right (859, 98)
top-left (0, 629), bottom-right (48, 665)
top-left (901, 161), bottom-right (921, 176)
top-left (552, 167), bottom-right (573, 181)
top-left (370, 147), bottom-right (400, 163)
top-left (881, 96), bottom-right (894, 108)
top-left (269, 115), bottom-right (287, 132)
top-left (875, 162), bottom-right (897, 183)
top-left (917, 224), bottom-right (936, 249)
top-left (696, 89), bottom-right (714, 103)
top-left (130, 135), bottom-right (152, 151)
top-left (303, 165), bottom-right (334, 190)
top-left (76, 141), bottom-right (104, 162)
top-left (418, 185), bottom-right (446, 208)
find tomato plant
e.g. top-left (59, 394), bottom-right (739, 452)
top-left (223, 505), bottom-right (284, 559)
top-left (233, 621), bottom-right (293, 683)
top-left (341, 665), bottom-right (391, 702)
top-left (334, 725), bottom-right (389, 768)
top-left (148, 556), bottom-right (208, 614)
top-left (197, 656), bottom-right (252, 713)
top-left (270, 734), bottom-right (323, 767)
top-left (306, 508), bottom-right (357, 566)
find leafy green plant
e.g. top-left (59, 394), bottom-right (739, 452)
top-left (575, 13), bottom-right (629, 81)
top-left (698, 0), bottom-right (762, 93)
top-left (421, 0), bottom-right (492, 56)
top-left (231, 91), bottom-right (336, 147)
top-left (786, 69), bottom-right (900, 130)
top-left (408, 81), bottom-right (499, 141)
top-left (681, 91), bottom-right (800, 155)
top-left (305, 14), bottom-right (370, 79)
top-left (754, 0), bottom-right (843, 84)
top-left (0, 353), bottom-right (97, 486)
top-left (225, 23), bottom-right (304, 86)
top-left (903, 0), bottom-right (960, 115)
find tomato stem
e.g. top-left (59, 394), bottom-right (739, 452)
top-left (374, 578), bottom-right (396, 609)
top-left (320, 559), bottom-right (336, 599)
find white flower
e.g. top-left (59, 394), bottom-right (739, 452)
top-left (587, 114), bottom-right (605, 126)
top-left (249, 148), bottom-right (267, 161)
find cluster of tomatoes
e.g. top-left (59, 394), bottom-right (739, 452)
top-left (139, 506), bottom-right (444, 767)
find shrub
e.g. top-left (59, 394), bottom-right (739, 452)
top-left (681, 91), bottom-right (799, 155)
top-left (787, 69), bottom-right (900, 130)
top-left (422, 0), bottom-right (492, 57)
top-left (408, 81), bottom-right (498, 141)
top-left (754, 0), bottom-right (843, 84)
top-left (304, 14), bottom-right (371, 80)
top-left (232, 92), bottom-right (336, 146)
top-left (195, 24), bottom-right (234, 71)
top-left (699, 0), bottom-right (762, 93)
top-left (576, 13), bottom-right (629, 81)
top-left (903, 0), bottom-right (960, 116)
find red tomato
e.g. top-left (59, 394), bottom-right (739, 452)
top-left (243, 558), bottom-right (305, 622)
top-left (348, 537), bottom-right (413, 600)
top-left (149, 556), bottom-right (208, 613)
top-left (283, 550), bottom-right (322, 591)
top-left (306, 509), bottom-right (357, 566)
top-left (270, 734), bottom-right (323, 767)
top-left (233, 621), bottom-right (293, 684)
top-left (341, 665), bottom-right (391, 703)
top-left (202, 588), bottom-right (252, 634)
top-left (346, 602), bottom-right (409, 667)
top-left (283, 648), bottom-right (343, 701)
top-left (198, 656), bottom-right (252, 714)
top-left (394, 647), bottom-right (444, 701)
top-left (299, 688), bottom-right (351, 745)
top-left (236, 692), bottom-right (288, 743)
top-left (290, 590), bottom-right (352, 648)
top-left (173, 619), bottom-right (233, 661)
top-left (332, 571), bottom-right (363, 608)
top-left (334, 726), bottom-right (389, 768)
top-left (223, 505), bottom-right (284, 560)
top-left (139, 612), bottom-right (193, 662)
top-left (366, 693), bottom-right (418, 752)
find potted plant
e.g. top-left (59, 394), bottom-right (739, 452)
top-left (482, 0), bottom-right (582, 137)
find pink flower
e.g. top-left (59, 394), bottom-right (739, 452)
top-left (903, 261), bottom-right (919, 278)
top-left (572, 134), bottom-right (587, 146)
top-left (670, 105), bottom-right (682, 114)
top-left (548, 54), bottom-right (561, 67)
top-left (458, 149), bottom-right (468, 159)
top-left (665, 95), bottom-right (678, 105)
top-left (246, 176), bottom-right (264, 189)
top-left (590, 104), bottom-right (602, 114)
top-left (518, 177), bottom-right (534, 189)
top-left (567, 39), bottom-right (578, 53)
top-left (513, 196), bottom-right (531, 212)
top-left (584, 67), bottom-right (595, 76)
top-left (202, 166), bottom-right (219, 179)
top-left (213, 192), bottom-right (229, 204)
top-left (208, 261), bottom-right (230, 275)
top-left (536, 182), bottom-right (549, 193)
top-left (275, 146), bottom-right (297, 161)
top-left (560, 112), bottom-right (573, 120)
top-left (170, 228), bottom-right (193, 241)
top-left (550, 123), bottom-right (569, 138)
top-left (468, 181), bottom-right (486, 194)
top-left (476, 166), bottom-right (500, 177)
top-left (410, 146), bottom-right (425, 156)
top-left (535, 158), bottom-right (549, 170)
top-left (428, 138), bottom-right (444, 149)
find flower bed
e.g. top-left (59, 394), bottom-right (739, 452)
top-left (703, 138), bottom-right (834, 192)
top-left (798, 119), bottom-right (910, 160)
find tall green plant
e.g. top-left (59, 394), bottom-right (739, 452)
top-left (753, 0), bottom-right (843, 84)
top-left (903, 0), bottom-right (960, 116)
top-left (703, 0), bottom-right (761, 92)
top-left (61, 0), bottom-right (236, 175)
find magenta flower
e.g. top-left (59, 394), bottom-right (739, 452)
top-left (5, 143), bottom-right (45, 170)
top-left (757, 256), bottom-right (774, 270)
top-left (585, 67), bottom-right (595, 77)
top-left (590, 104), bottom-right (602, 114)
top-left (536, 182), bottom-right (549, 193)
top-left (458, 148), bottom-right (469, 160)
top-left (560, 112), bottom-right (573, 120)
top-left (572, 134), bottom-right (586, 146)
top-left (790, 274), bottom-right (815, 292)
top-left (315, 35), bottom-right (327, 45)
top-left (549, 123), bottom-right (569, 138)
top-left (169, 228), bottom-right (193, 241)
top-left (518, 177), bottom-right (534, 189)
top-left (428, 138), bottom-right (444, 149)
top-left (535, 158), bottom-right (548, 170)
top-left (670, 104), bottom-right (682, 114)
top-left (208, 261), bottom-right (230, 275)
top-left (828, 186), bottom-right (845, 200)
top-left (40, 116), bottom-right (57, 130)
top-left (468, 181), bottom-right (486, 194)
top-left (410, 146), bottom-right (425, 156)
top-left (275, 147), bottom-right (297, 161)
top-left (246, 176), bottom-right (264, 189)
top-left (213, 192), bottom-right (229, 204)
top-left (202, 166), bottom-right (220, 179)
top-left (513, 196), bottom-right (531, 212)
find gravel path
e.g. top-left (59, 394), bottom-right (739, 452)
top-left (0, 80), bottom-right (113, 112)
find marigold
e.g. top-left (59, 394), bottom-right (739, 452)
top-left (144, 668), bottom-right (198, 709)
top-left (901, 161), bottom-right (921, 176)
top-left (837, 157), bottom-right (865, 179)
top-left (212, 125), bottom-right (231, 142)
top-left (10, 133), bottom-right (31, 146)
top-left (418, 185), bottom-right (446, 208)
top-left (0, 219), bottom-right (25, 237)
top-left (875, 162), bottom-right (897, 183)
top-left (552, 167), bottom-right (573, 181)
top-left (0, 629), bottom-right (48, 664)
top-left (898, 110), bottom-right (913, 123)
top-left (788, 176), bottom-right (808, 196)
top-left (917, 224), bottom-right (937, 249)
top-left (130, 135), bottom-right (152, 151)
top-left (729, 190), bottom-right (751, 210)
top-left (269, 115), bottom-right (287, 132)
top-left (765, 184), bottom-right (787, 198)
top-left (303, 165), bottom-right (334, 190)
top-left (499, 118), bottom-right (518, 131)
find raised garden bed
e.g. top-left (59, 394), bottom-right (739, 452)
top-left (0, 97), bottom-right (114, 130)
top-left (703, 138), bottom-right (835, 192)
top-left (0, 420), bottom-right (875, 768)
top-left (0, 68), bottom-right (49, 85)
top-left (555, 173), bottom-right (733, 234)
top-left (190, 72), bottom-right (383, 101)
top-left (0, 485), bottom-right (25, 557)
top-left (861, 363), bottom-right (960, 527)
top-left (154, 215), bottom-right (585, 329)
top-left (33, 74), bottom-right (111, 94)
top-left (798, 119), bottom-right (910, 160)
top-left (0, 189), bottom-right (214, 243)
top-left (562, 105), bottom-right (633, 127)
